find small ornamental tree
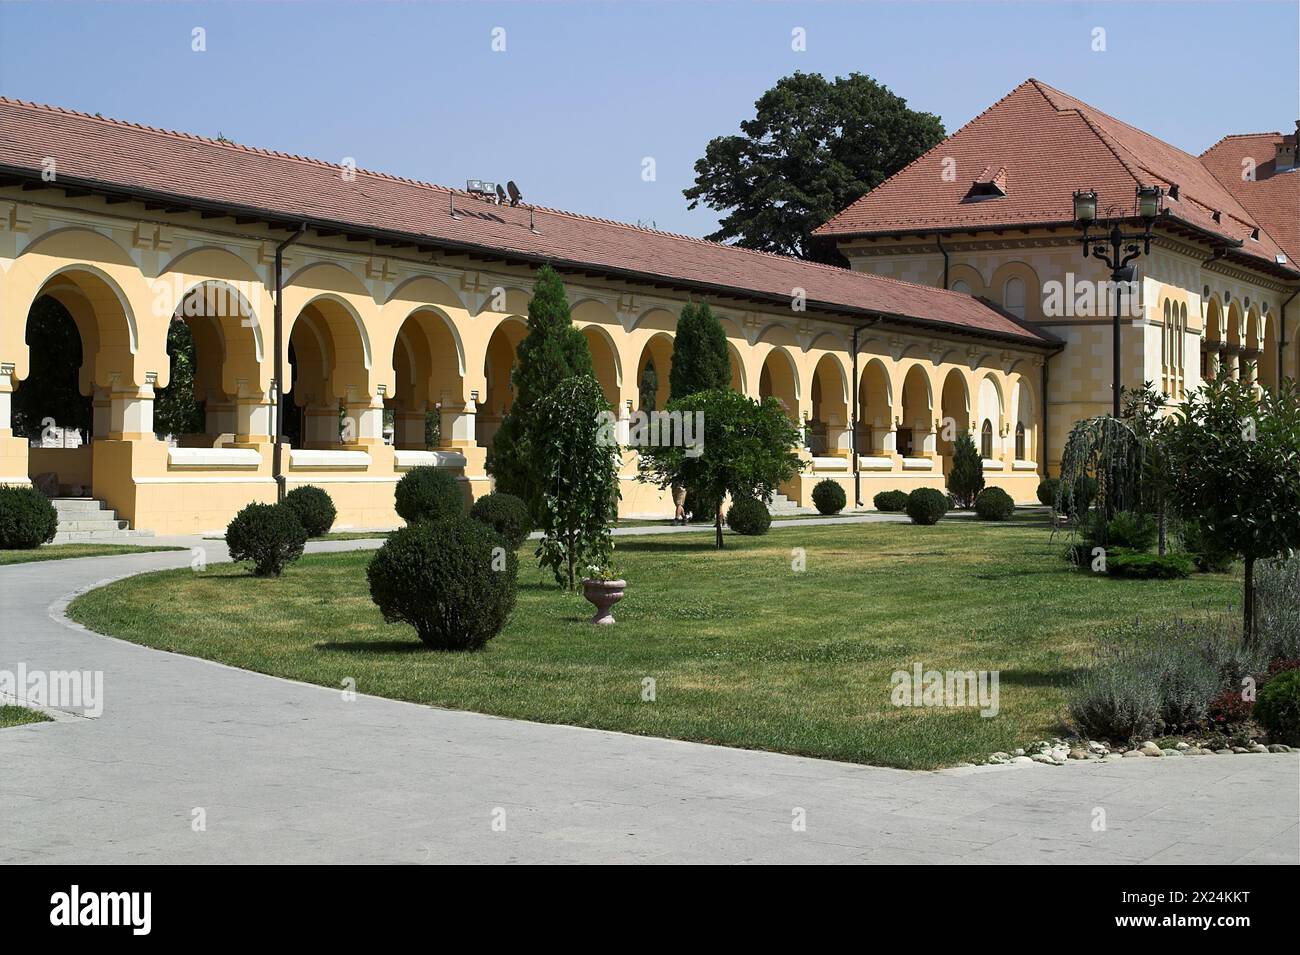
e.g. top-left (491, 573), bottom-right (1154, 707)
top-left (486, 265), bottom-right (593, 518)
top-left (669, 302), bottom-right (731, 400)
top-left (1166, 376), bottom-right (1300, 646)
top-left (638, 389), bottom-right (803, 549)
top-left (947, 430), bottom-right (984, 508)
top-left (154, 318), bottom-right (206, 439)
top-left (533, 375), bottom-right (621, 590)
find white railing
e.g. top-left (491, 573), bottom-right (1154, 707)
top-left (393, 449), bottom-right (467, 470)
top-left (167, 447), bottom-right (261, 469)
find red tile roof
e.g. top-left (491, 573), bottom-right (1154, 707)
top-left (815, 79), bottom-right (1298, 279)
top-left (1200, 130), bottom-right (1300, 267)
top-left (0, 97), bottom-right (1053, 347)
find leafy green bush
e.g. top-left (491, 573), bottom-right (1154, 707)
top-left (1183, 518), bottom-right (1235, 573)
top-left (811, 479), bottom-right (846, 515)
top-left (726, 496), bottom-right (771, 536)
top-left (1036, 477), bottom-right (1059, 507)
top-left (366, 517), bottom-right (517, 650)
top-left (1106, 510), bottom-right (1158, 550)
top-left (905, 488), bottom-right (948, 526)
top-left (1255, 670), bottom-right (1300, 745)
top-left (973, 486), bottom-right (1014, 521)
top-left (225, 502), bottom-right (306, 577)
top-left (1106, 548), bottom-right (1192, 580)
top-left (469, 492), bottom-right (532, 549)
top-left (873, 490), bottom-right (908, 512)
top-left (684, 488), bottom-right (719, 524)
top-left (394, 466), bottom-right (464, 524)
top-left (283, 485), bottom-right (336, 537)
top-left (0, 485), bottom-right (58, 549)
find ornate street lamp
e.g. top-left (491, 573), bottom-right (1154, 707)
top-left (1073, 185), bottom-right (1163, 415)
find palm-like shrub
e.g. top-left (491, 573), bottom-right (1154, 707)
top-left (0, 486), bottom-right (58, 549)
top-left (226, 502), bottom-right (306, 576)
top-left (283, 485), bottom-right (336, 537)
top-left (395, 466), bottom-right (464, 524)
top-left (469, 492), bottom-right (532, 549)
top-left (811, 479), bottom-right (846, 515)
top-left (367, 517), bottom-right (517, 650)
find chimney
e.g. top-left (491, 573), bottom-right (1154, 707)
top-left (1276, 121), bottom-right (1299, 171)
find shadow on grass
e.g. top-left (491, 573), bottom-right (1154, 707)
top-left (316, 639), bottom-right (436, 654)
top-left (615, 539), bottom-right (724, 554)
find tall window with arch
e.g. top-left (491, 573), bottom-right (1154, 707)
top-left (980, 419), bottom-right (994, 459)
top-left (1014, 421), bottom-right (1025, 460)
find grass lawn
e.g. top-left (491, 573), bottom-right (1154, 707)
top-left (65, 519), bottom-right (1242, 769)
top-left (0, 543), bottom-right (185, 566)
top-left (0, 704), bottom-right (52, 728)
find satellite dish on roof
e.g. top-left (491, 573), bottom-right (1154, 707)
top-left (495, 183), bottom-right (507, 204)
top-left (507, 180), bottom-right (522, 207)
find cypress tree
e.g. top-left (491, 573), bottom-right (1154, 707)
top-left (669, 302), bottom-right (731, 401)
top-left (947, 430), bottom-right (985, 509)
top-left (486, 266), bottom-right (593, 515)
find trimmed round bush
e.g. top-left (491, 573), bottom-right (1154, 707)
top-left (283, 485), bottom-right (336, 538)
top-left (683, 488), bottom-right (719, 524)
top-left (811, 479), bottom-right (846, 515)
top-left (974, 486), bottom-right (1015, 521)
top-left (726, 496), bottom-right (772, 536)
top-left (394, 466), bottom-right (464, 524)
top-left (469, 492), bottom-right (531, 549)
top-left (1105, 548), bottom-right (1192, 580)
top-left (0, 485), bottom-right (58, 549)
top-left (1255, 670), bottom-right (1300, 745)
top-left (873, 490), bottom-right (908, 513)
top-left (225, 502), bottom-right (306, 577)
top-left (905, 488), bottom-right (948, 526)
top-left (1036, 477), bottom-right (1059, 507)
top-left (367, 516), bottom-right (517, 651)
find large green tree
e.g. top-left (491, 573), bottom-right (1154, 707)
top-left (638, 389), bottom-right (803, 549)
top-left (1166, 376), bottom-right (1300, 646)
top-left (486, 265), bottom-right (593, 516)
top-left (669, 302), bottom-right (731, 401)
top-left (154, 319), bottom-right (206, 439)
top-left (12, 297), bottom-right (92, 440)
top-left (684, 72), bottom-right (944, 264)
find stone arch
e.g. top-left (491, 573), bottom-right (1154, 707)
top-left (976, 373), bottom-right (1004, 462)
top-left (938, 367), bottom-right (972, 475)
top-left (857, 355), bottom-right (893, 456)
top-left (809, 352), bottom-right (849, 456)
top-left (758, 346), bottom-right (800, 418)
top-left (1011, 373), bottom-right (1036, 462)
top-left (1260, 308), bottom-right (1280, 391)
top-left (898, 362), bottom-right (932, 458)
top-left (581, 323), bottom-right (623, 409)
top-left (946, 263), bottom-right (987, 297)
top-left (387, 306), bottom-right (468, 450)
top-left (727, 341), bottom-right (746, 394)
top-left (990, 261), bottom-right (1042, 322)
top-left (479, 317), bottom-right (528, 453)
top-left (635, 331), bottom-right (674, 410)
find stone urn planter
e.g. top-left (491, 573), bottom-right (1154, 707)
top-left (581, 578), bottom-right (627, 625)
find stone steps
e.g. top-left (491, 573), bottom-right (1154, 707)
top-left (49, 498), bottom-right (155, 544)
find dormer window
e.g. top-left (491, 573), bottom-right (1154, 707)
top-left (965, 164), bottom-right (1007, 201)
top-left (1249, 227), bottom-right (1260, 241)
top-left (1168, 184), bottom-right (1180, 200)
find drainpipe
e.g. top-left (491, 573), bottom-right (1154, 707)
top-left (1279, 287), bottom-right (1298, 390)
top-left (1040, 357), bottom-right (1051, 479)
top-left (936, 233), bottom-right (949, 290)
top-left (272, 225), bottom-right (307, 502)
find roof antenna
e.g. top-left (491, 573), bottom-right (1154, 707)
top-left (449, 189), bottom-right (462, 220)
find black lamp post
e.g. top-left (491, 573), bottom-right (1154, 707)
top-left (1072, 185), bottom-right (1163, 416)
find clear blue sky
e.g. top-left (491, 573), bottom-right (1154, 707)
top-left (1, 1), bottom-right (1296, 237)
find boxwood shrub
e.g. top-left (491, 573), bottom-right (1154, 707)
top-left (366, 516), bottom-right (517, 651)
top-left (1105, 548), bottom-right (1193, 580)
top-left (394, 466), bottom-right (464, 524)
top-left (0, 485), bottom-right (58, 549)
top-left (811, 479), bottom-right (846, 515)
top-left (905, 487), bottom-right (948, 526)
top-left (873, 490), bottom-right (908, 512)
top-left (1255, 670), bottom-right (1300, 745)
top-left (973, 486), bottom-right (1015, 521)
top-left (225, 502), bottom-right (307, 577)
top-left (469, 491), bottom-right (532, 549)
top-left (726, 496), bottom-right (771, 536)
top-left (283, 485), bottom-right (337, 537)
top-left (1036, 477), bottom-right (1059, 507)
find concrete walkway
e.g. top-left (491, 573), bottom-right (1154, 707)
top-left (1, 540), bottom-right (1296, 864)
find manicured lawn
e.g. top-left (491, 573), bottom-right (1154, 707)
top-left (0, 705), bottom-right (52, 728)
top-left (0, 543), bottom-right (185, 566)
top-left (65, 519), bottom-right (1242, 769)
